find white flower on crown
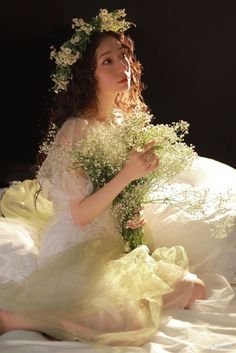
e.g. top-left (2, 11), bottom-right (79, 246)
top-left (50, 9), bottom-right (134, 93)
top-left (51, 74), bottom-right (70, 93)
top-left (62, 47), bottom-right (72, 55)
top-left (100, 9), bottom-right (108, 16)
top-left (70, 35), bottom-right (80, 44)
top-left (72, 18), bottom-right (85, 28)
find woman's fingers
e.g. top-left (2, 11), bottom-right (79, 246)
top-left (126, 140), bottom-right (159, 180)
top-left (147, 155), bottom-right (160, 171)
top-left (144, 151), bottom-right (157, 163)
top-left (141, 140), bottom-right (157, 154)
top-left (126, 217), bottom-right (146, 229)
top-left (130, 140), bottom-right (157, 156)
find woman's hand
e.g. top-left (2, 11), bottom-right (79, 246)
top-left (126, 207), bottom-right (146, 229)
top-left (121, 140), bottom-right (159, 183)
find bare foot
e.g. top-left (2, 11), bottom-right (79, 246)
top-left (185, 277), bottom-right (206, 309)
top-left (0, 309), bottom-right (38, 333)
top-left (163, 275), bottom-right (206, 310)
top-left (0, 309), bottom-right (8, 334)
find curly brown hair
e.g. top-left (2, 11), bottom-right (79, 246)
top-left (34, 30), bottom-right (149, 198)
top-left (51, 31), bottom-right (148, 128)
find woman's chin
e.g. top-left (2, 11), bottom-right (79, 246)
top-left (117, 83), bottom-right (130, 93)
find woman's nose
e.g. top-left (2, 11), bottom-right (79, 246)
top-left (118, 59), bottom-right (129, 73)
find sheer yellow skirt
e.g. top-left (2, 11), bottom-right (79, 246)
top-left (0, 180), bottom-right (190, 346)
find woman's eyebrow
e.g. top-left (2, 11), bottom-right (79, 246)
top-left (98, 47), bottom-right (124, 59)
top-left (98, 50), bottom-right (112, 59)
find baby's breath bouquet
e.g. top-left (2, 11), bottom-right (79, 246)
top-left (70, 109), bottom-right (198, 250)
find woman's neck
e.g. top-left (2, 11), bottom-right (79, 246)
top-left (96, 93), bottom-right (116, 121)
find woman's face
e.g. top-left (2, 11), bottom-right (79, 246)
top-left (95, 36), bottom-right (131, 96)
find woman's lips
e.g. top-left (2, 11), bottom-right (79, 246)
top-left (118, 78), bottom-right (128, 83)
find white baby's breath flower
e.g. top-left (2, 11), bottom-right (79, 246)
top-left (78, 18), bottom-right (85, 26)
top-left (116, 9), bottom-right (126, 18)
top-left (75, 52), bottom-right (80, 60)
top-left (72, 18), bottom-right (84, 28)
top-left (71, 35), bottom-right (80, 44)
top-left (209, 216), bottom-right (235, 239)
top-left (100, 9), bottom-right (108, 16)
top-left (62, 47), bottom-right (72, 55)
top-left (50, 48), bottom-right (57, 60)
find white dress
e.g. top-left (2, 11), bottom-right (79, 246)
top-left (0, 115), bottom-right (235, 347)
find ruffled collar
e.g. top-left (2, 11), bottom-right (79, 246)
top-left (78, 109), bottom-right (124, 127)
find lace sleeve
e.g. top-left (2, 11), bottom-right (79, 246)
top-left (37, 118), bottom-right (93, 209)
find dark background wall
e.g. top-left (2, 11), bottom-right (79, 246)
top-left (1, 0), bottom-right (236, 186)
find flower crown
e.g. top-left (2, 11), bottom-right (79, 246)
top-left (50, 9), bottom-right (134, 93)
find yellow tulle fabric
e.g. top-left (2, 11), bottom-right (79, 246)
top-left (1, 180), bottom-right (53, 249)
top-left (0, 179), bottom-right (190, 346)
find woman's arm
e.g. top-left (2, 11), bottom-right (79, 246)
top-left (70, 140), bottom-right (159, 226)
top-left (70, 169), bottom-right (129, 225)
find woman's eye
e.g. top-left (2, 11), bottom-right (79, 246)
top-left (103, 58), bottom-right (112, 65)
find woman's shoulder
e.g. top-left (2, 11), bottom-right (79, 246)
top-left (56, 116), bottom-right (90, 144)
top-left (60, 116), bottom-right (89, 131)
top-left (57, 109), bottom-right (125, 144)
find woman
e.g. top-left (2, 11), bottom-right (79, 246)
top-left (1, 8), bottom-right (233, 346)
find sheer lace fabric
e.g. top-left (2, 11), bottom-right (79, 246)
top-left (37, 118), bottom-right (93, 211)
